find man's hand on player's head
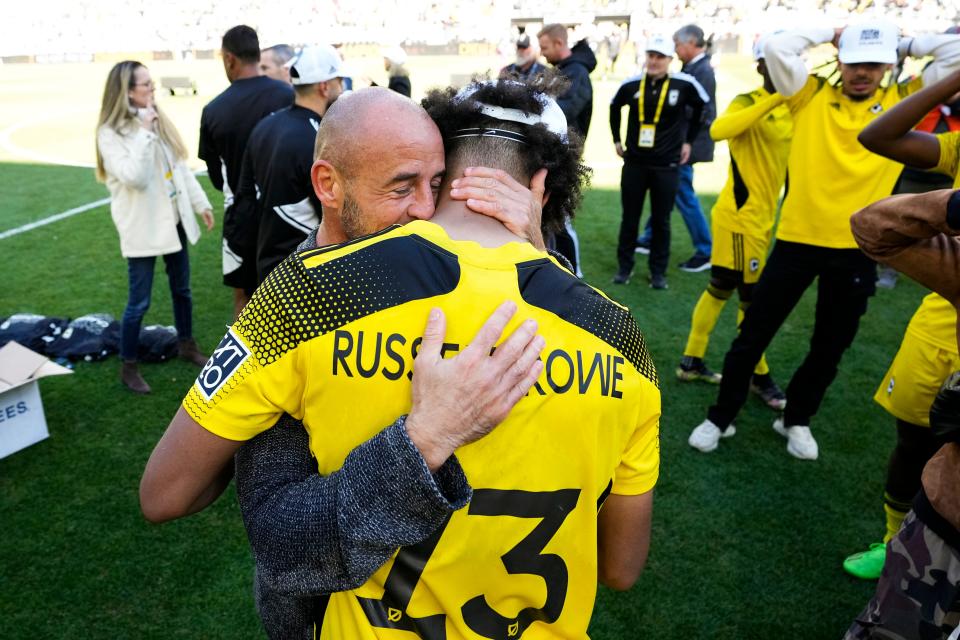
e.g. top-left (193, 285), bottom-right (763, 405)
top-left (404, 301), bottom-right (545, 472)
top-left (450, 166), bottom-right (548, 250)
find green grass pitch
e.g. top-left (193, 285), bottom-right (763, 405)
top-left (0, 53), bottom-right (928, 638)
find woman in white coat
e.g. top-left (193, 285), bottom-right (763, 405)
top-left (95, 61), bottom-right (214, 394)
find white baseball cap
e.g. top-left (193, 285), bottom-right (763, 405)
top-left (645, 34), bottom-right (675, 57)
top-left (838, 21), bottom-right (899, 64)
top-left (287, 45), bottom-right (344, 85)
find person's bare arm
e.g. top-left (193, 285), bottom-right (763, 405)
top-left (597, 491), bottom-right (654, 591)
top-left (858, 69), bottom-right (960, 168)
top-left (851, 188), bottom-right (960, 306)
top-left (139, 408), bottom-right (244, 523)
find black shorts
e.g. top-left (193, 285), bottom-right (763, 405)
top-left (222, 201), bottom-right (258, 295)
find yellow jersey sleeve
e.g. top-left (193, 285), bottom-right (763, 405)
top-left (935, 131), bottom-right (960, 181)
top-left (785, 75), bottom-right (822, 114)
top-left (710, 91), bottom-right (784, 142)
top-left (181, 256), bottom-right (323, 441)
top-left (611, 383), bottom-right (661, 496)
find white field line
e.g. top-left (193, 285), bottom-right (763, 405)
top-left (0, 197), bottom-right (110, 240)
top-left (1, 170), bottom-right (208, 241)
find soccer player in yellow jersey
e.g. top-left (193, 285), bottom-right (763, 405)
top-left (680, 36), bottom-right (792, 419)
top-left (839, 69), bottom-right (960, 579)
top-left (159, 80), bottom-right (661, 638)
top-left (688, 22), bottom-right (960, 460)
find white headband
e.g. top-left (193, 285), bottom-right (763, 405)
top-left (454, 81), bottom-right (570, 143)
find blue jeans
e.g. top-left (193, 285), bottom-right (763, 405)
top-left (120, 225), bottom-right (193, 361)
top-left (638, 163), bottom-right (712, 258)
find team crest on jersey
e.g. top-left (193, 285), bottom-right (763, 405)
top-left (887, 377), bottom-right (895, 394)
top-left (668, 89), bottom-right (679, 106)
top-left (195, 328), bottom-right (251, 401)
top-left (749, 258), bottom-right (760, 273)
top-left (870, 103), bottom-right (884, 114)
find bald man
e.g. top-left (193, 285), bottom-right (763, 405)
top-left (213, 78), bottom-right (656, 639)
top-left (140, 88), bottom-right (546, 523)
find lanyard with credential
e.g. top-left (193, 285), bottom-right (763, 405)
top-left (637, 75), bottom-right (670, 148)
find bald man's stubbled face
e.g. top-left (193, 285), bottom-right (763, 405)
top-left (339, 110), bottom-right (445, 238)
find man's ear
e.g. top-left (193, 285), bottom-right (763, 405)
top-left (312, 159), bottom-right (343, 209)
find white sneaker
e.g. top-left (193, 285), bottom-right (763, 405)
top-left (772, 417), bottom-right (819, 460)
top-left (688, 419), bottom-right (736, 453)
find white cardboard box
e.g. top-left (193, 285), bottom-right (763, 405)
top-left (0, 341), bottom-right (72, 459)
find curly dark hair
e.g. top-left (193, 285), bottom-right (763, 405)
top-left (421, 74), bottom-right (591, 232)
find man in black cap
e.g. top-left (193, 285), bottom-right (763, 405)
top-left (500, 33), bottom-right (546, 81)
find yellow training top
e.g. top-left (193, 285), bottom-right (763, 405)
top-left (777, 75), bottom-right (923, 249)
top-left (183, 220), bottom-right (662, 639)
top-left (905, 131), bottom-right (960, 352)
top-left (710, 87), bottom-right (792, 237)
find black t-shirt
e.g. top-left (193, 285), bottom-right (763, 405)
top-left (609, 72), bottom-right (708, 167)
top-left (198, 76), bottom-right (293, 207)
top-left (236, 104), bottom-right (323, 283)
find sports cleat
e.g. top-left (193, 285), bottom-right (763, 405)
top-left (612, 268), bottom-right (632, 285)
top-left (635, 239), bottom-right (651, 255)
top-left (677, 356), bottom-right (721, 383)
top-left (648, 273), bottom-right (669, 290)
top-left (688, 419), bottom-right (736, 453)
top-left (751, 374), bottom-right (787, 411)
top-left (773, 417), bottom-right (819, 460)
top-left (679, 254), bottom-right (712, 273)
top-left (843, 542), bottom-right (886, 580)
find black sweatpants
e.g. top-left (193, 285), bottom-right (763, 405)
top-left (707, 240), bottom-right (877, 429)
top-left (617, 163), bottom-right (679, 276)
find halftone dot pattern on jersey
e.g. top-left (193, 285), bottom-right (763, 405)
top-left (238, 237), bottom-right (461, 368)
top-left (516, 259), bottom-right (659, 387)
top-left (186, 235), bottom-right (461, 416)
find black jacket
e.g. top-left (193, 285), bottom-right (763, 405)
top-left (680, 53), bottom-right (717, 164)
top-left (555, 40), bottom-right (597, 139)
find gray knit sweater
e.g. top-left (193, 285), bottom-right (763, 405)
top-left (235, 414), bottom-right (471, 639)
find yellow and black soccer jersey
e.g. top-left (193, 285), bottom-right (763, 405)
top-left (709, 87), bottom-right (792, 238)
top-left (776, 75), bottom-right (924, 249)
top-left (183, 220), bottom-right (661, 639)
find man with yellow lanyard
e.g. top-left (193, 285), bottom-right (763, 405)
top-left (843, 67), bottom-right (960, 580)
top-left (688, 22), bottom-right (960, 460)
top-left (609, 33), bottom-right (709, 290)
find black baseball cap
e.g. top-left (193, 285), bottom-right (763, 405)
top-left (517, 35), bottom-right (531, 49)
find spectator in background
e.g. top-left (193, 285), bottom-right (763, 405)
top-left (95, 61), bottom-right (214, 394)
top-left (638, 24), bottom-right (715, 273)
top-left (237, 45), bottom-right (345, 284)
top-left (199, 25), bottom-right (293, 320)
top-left (538, 22), bottom-right (597, 276)
top-left (609, 34), bottom-right (709, 290)
top-left (380, 46), bottom-right (411, 97)
top-left (500, 34), bottom-right (546, 81)
top-left (259, 44), bottom-right (295, 84)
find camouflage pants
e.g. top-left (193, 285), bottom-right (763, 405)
top-left (845, 511), bottom-right (960, 640)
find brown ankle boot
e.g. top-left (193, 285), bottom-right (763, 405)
top-left (121, 361), bottom-right (151, 394)
top-left (178, 338), bottom-right (209, 367)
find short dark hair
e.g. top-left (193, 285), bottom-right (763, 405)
top-left (422, 74), bottom-right (590, 232)
top-left (222, 25), bottom-right (260, 63)
top-left (263, 43), bottom-right (295, 64)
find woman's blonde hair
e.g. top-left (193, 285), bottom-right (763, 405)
top-left (95, 60), bottom-right (189, 182)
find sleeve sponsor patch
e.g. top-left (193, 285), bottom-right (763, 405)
top-left (194, 328), bottom-right (251, 401)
